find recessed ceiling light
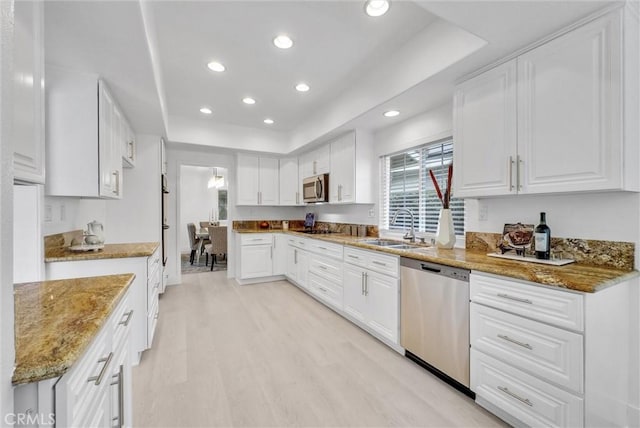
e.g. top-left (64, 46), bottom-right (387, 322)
top-left (365, 0), bottom-right (390, 17)
top-left (242, 97), bottom-right (256, 105)
top-left (207, 61), bottom-right (225, 72)
top-left (264, 118), bottom-right (274, 125)
top-left (273, 34), bottom-right (294, 49)
top-left (384, 110), bottom-right (400, 117)
top-left (200, 107), bottom-right (212, 114)
top-left (295, 83), bottom-right (310, 92)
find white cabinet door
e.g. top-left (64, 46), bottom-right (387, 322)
top-left (343, 264), bottom-right (366, 323)
top-left (236, 154), bottom-right (259, 205)
top-left (258, 157), bottom-right (279, 205)
top-left (110, 103), bottom-right (123, 198)
top-left (365, 271), bottom-right (398, 342)
top-left (300, 144), bottom-right (330, 177)
top-left (453, 60), bottom-right (518, 198)
top-left (329, 133), bottom-right (356, 203)
top-left (13, 0), bottom-right (45, 184)
top-left (518, 12), bottom-right (622, 194)
top-left (286, 245), bottom-right (298, 282)
top-left (279, 157), bottom-right (300, 205)
top-left (272, 234), bottom-right (288, 275)
top-left (296, 250), bottom-right (309, 289)
top-left (240, 244), bottom-right (273, 278)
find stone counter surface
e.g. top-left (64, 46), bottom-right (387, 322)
top-left (234, 229), bottom-right (637, 293)
top-left (45, 242), bottom-right (159, 263)
top-left (13, 273), bottom-right (135, 385)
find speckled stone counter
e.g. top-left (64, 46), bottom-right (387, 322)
top-left (13, 273), bottom-right (134, 385)
top-left (45, 242), bottom-right (159, 263)
top-left (234, 228), bottom-right (637, 293)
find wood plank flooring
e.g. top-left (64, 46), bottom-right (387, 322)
top-left (132, 271), bottom-right (506, 427)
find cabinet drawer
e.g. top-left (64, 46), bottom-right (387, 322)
top-left (309, 254), bottom-right (343, 284)
top-left (307, 239), bottom-right (343, 259)
top-left (309, 272), bottom-right (343, 310)
top-left (472, 350), bottom-right (583, 428)
top-left (287, 236), bottom-right (308, 249)
top-left (112, 293), bottom-right (133, 351)
top-left (470, 273), bottom-right (584, 331)
top-left (344, 247), bottom-right (399, 277)
top-left (147, 248), bottom-right (161, 274)
top-left (147, 266), bottom-right (161, 310)
top-left (240, 233), bottom-right (273, 246)
top-left (471, 303), bottom-right (583, 393)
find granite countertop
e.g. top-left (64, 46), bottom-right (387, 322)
top-left (45, 242), bottom-right (159, 263)
top-left (13, 273), bottom-right (135, 385)
top-left (235, 229), bottom-right (637, 293)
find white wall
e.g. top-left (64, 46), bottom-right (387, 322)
top-left (0, 0), bottom-right (14, 417)
top-left (107, 134), bottom-right (162, 244)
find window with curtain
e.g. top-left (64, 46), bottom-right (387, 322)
top-left (380, 138), bottom-right (464, 236)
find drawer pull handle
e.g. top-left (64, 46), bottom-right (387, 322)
top-left (348, 255), bottom-right (359, 259)
top-left (87, 352), bottom-right (113, 385)
top-left (319, 287), bottom-right (327, 293)
top-left (497, 386), bottom-right (533, 407)
top-left (318, 246), bottom-right (328, 250)
top-left (372, 261), bottom-right (387, 266)
top-left (319, 265), bottom-right (327, 270)
top-left (497, 293), bottom-right (532, 304)
top-left (497, 334), bottom-right (533, 350)
top-left (119, 310), bottom-right (134, 327)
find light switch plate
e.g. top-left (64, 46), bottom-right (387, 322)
top-left (368, 209), bottom-right (375, 218)
top-left (478, 203), bottom-right (488, 221)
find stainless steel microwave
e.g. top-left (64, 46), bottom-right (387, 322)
top-left (302, 174), bottom-right (329, 203)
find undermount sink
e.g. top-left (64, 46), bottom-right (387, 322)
top-left (362, 239), bottom-right (405, 247)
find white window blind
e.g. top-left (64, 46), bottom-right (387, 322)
top-left (381, 139), bottom-right (464, 236)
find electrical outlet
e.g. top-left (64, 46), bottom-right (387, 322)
top-left (478, 203), bottom-right (488, 221)
top-left (44, 205), bottom-right (52, 222)
top-left (368, 209), bottom-right (375, 218)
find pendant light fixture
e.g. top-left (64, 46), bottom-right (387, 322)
top-left (207, 168), bottom-right (225, 188)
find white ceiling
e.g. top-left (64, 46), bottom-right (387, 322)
top-left (43, 0), bottom-right (619, 153)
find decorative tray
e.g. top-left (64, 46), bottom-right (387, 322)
top-left (69, 244), bottom-right (105, 252)
top-left (488, 252), bottom-right (575, 266)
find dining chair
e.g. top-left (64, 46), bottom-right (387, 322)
top-left (198, 221), bottom-right (211, 253)
top-left (204, 226), bottom-right (227, 270)
top-left (186, 223), bottom-right (200, 265)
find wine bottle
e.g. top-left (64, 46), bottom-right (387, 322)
top-left (534, 212), bottom-right (551, 260)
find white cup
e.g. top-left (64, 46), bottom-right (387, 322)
top-left (282, 221), bottom-right (289, 230)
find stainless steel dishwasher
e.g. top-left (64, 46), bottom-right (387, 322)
top-left (400, 257), bottom-right (471, 392)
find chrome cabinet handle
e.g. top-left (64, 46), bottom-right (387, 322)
top-left (128, 140), bottom-right (135, 161)
top-left (497, 334), bottom-right (533, 350)
top-left (361, 272), bottom-right (365, 295)
top-left (319, 286), bottom-right (327, 293)
top-left (508, 156), bottom-right (514, 191)
top-left (517, 155), bottom-right (523, 190)
top-left (88, 352), bottom-right (113, 385)
top-left (348, 254), bottom-right (359, 260)
top-left (319, 265), bottom-right (327, 270)
top-left (363, 272), bottom-right (369, 296)
top-left (296, 192), bottom-right (299, 205)
top-left (338, 184), bottom-right (342, 201)
top-left (112, 171), bottom-right (120, 195)
top-left (270, 246), bottom-right (273, 259)
top-left (318, 246), bottom-right (327, 250)
top-left (497, 293), bottom-right (533, 304)
top-left (111, 366), bottom-right (124, 428)
top-left (372, 260), bottom-right (387, 267)
top-left (313, 160), bottom-right (317, 175)
top-left (294, 249), bottom-right (297, 264)
top-left (119, 310), bottom-right (134, 327)
top-left (497, 386), bottom-right (533, 407)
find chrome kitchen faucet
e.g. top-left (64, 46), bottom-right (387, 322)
top-left (391, 209), bottom-right (416, 243)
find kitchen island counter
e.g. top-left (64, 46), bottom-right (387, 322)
top-left (13, 273), bottom-right (134, 384)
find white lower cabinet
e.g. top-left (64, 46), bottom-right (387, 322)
top-left (46, 247), bottom-right (161, 364)
top-left (470, 271), bottom-right (634, 427)
top-left (286, 236), bottom-right (309, 288)
top-left (236, 233), bottom-right (288, 283)
top-left (343, 247), bottom-right (399, 344)
top-left (308, 254), bottom-right (343, 310)
top-left (17, 287), bottom-right (134, 428)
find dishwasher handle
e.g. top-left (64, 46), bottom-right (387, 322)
top-left (421, 264), bottom-right (441, 273)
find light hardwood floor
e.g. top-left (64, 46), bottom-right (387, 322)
top-left (132, 271), bottom-right (506, 427)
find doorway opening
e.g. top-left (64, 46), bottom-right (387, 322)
top-left (179, 165), bottom-right (229, 274)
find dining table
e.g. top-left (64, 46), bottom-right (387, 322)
top-left (195, 228), bottom-right (210, 264)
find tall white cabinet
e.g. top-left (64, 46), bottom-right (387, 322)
top-left (279, 157), bottom-right (301, 205)
top-left (329, 131), bottom-right (373, 204)
top-left (454, 6), bottom-right (639, 197)
top-left (13, 0), bottom-right (45, 184)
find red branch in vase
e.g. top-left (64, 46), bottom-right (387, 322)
top-left (429, 165), bottom-right (453, 209)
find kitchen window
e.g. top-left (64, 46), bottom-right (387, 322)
top-left (380, 138), bottom-right (464, 236)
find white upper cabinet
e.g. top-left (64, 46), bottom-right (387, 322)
top-left (46, 67), bottom-right (125, 199)
top-left (236, 154), bottom-right (279, 205)
top-left (454, 7), bottom-right (639, 198)
top-left (453, 61), bottom-right (517, 197)
top-left (122, 119), bottom-right (136, 168)
top-left (13, 0), bottom-right (45, 184)
top-left (329, 131), bottom-right (373, 204)
top-left (300, 144), bottom-right (330, 178)
top-left (279, 157), bottom-right (301, 205)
